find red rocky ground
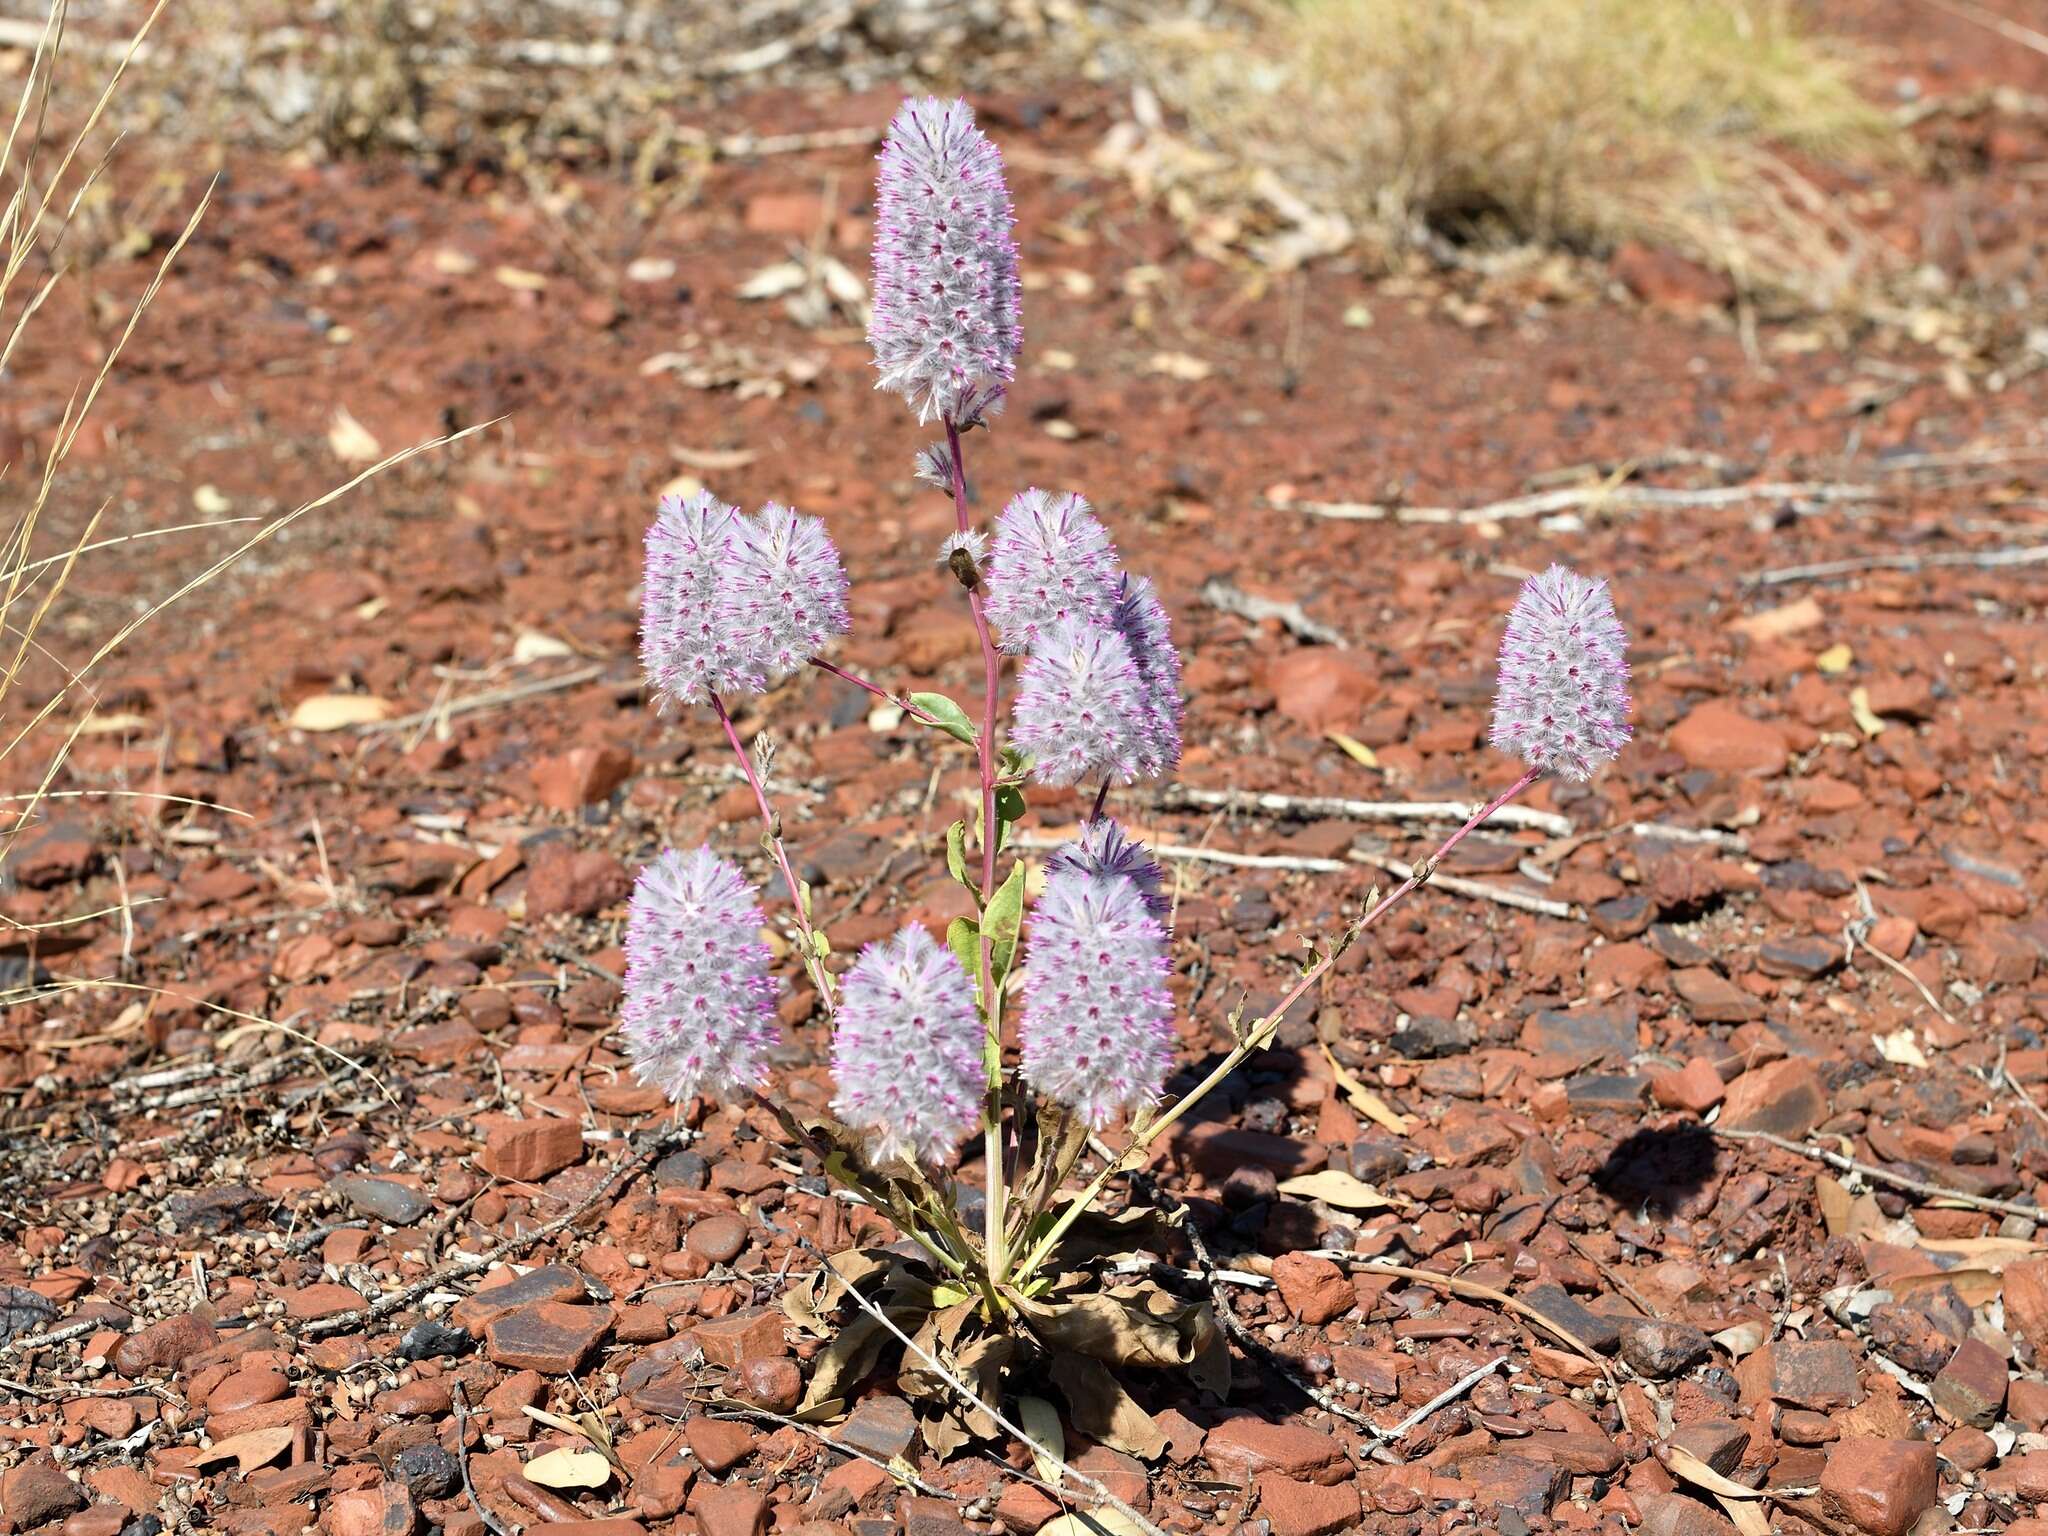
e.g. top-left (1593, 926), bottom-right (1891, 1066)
top-left (6, 6), bottom-right (2048, 1536)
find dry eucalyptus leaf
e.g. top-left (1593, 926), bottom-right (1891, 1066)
top-left (522, 1446), bottom-right (611, 1489)
top-left (327, 406), bottom-right (381, 464)
top-left (1017, 1395), bottom-right (1066, 1485)
top-left (193, 1425), bottom-right (293, 1475)
top-left (1326, 730), bottom-right (1379, 770)
top-left (1038, 1511), bottom-right (1152, 1536)
top-left (1276, 1169), bottom-right (1393, 1209)
top-left (512, 631), bottom-right (574, 664)
top-left (1710, 1320), bottom-right (1766, 1359)
top-left (739, 260), bottom-right (807, 299)
top-left (288, 694), bottom-right (394, 731)
top-left (1051, 1353), bottom-right (1166, 1460)
top-left (1873, 1027), bottom-right (1927, 1067)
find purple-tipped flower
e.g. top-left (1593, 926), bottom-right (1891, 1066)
top-left (1049, 817), bottom-right (1171, 921)
top-left (1020, 858), bottom-right (1176, 1130)
top-left (726, 503), bottom-right (851, 688)
top-left (869, 97), bottom-right (1022, 426)
top-left (621, 847), bottom-right (781, 1103)
top-left (1490, 564), bottom-right (1633, 781)
top-left (831, 925), bottom-right (983, 1165)
top-left (983, 489), bottom-right (1122, 654)
top-left (1111, 573), bottom-right (1183, 779)
top-left (642, 491), bottom-right (753, 706)
top-left (1010, 619), bottom-right (1150, 787)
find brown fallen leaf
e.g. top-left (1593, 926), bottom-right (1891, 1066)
top-left (1319, 1039), bottom-right (1411, 1136)
top-left (193, 1425), bottom-right (293, 1475)
top-left (288, 694), bottom-right (394, 731)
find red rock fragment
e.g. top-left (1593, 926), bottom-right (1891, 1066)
top-left (1256, 1474), bottom-right (1362, 1536)
top-left (1932, 1336), bottom-right (2007, 1428)
top-left (1272, 1253), bottom-right (1354, 1325)
top-left (1203, 1416), bottom-right (1349, 1487)
top-left (532, 745), bottom-right (633, 810)
top-left (1, 1454), bottom-right (85, 1527)
top-left (1718, 1058), bottom-right (1827, 1139)
top-left (1818, 1437), bottom-right (1936, 1536)
top-left (484, 1301), bottom-right (613, 1373)
top-left (320, 1482), bottom-right (417, 1536)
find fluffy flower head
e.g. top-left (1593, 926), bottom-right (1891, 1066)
top-left (641, 491), bottom-right (754, 706)
top-left (726, 503), bottom-right (851, 688)
top-left (1110, 573), bottom-right (1183, 779)
top-left (1020, 858), bottom-right (1176, 1130)
top-left (1048, 818), bottom-right (1170, 921)
top-left (1490, 564), bottom-right (1632, 781)
top-left (1010, 619), bottom-right (1151, 787)
top-left (982, 489), bottom-right (1121, 655)
top-left (869, 97), bottom-right (1022, 425)
top-left (831, 925), bottom-right (983, 1166)
top-left (621, 847), bottom-right (781, 1103)
top-left (641, 494), bottom-right (850, 707)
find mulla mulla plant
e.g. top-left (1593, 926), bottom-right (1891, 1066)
top-left (614, 95), bottom-right (1637, 1459)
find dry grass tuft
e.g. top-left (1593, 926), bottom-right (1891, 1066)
top-left (1123, 0), bottom-right (1901, 304)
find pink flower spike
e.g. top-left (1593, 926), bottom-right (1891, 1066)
top-left (640, 490), bottom-right (752, 707)
top-left (1010, 619), bottom-right (1150, 787)
top-left (831, 925), bottom-right (984, 1166)
top-left (727, 502), bottom-right (851, 688)
top-left (868, 97), bottom-right (1022, 426)
top-left (1490, 564), bottom-right (1632, 781)
top-left (1111, 573), bottom-right (1183, 779)
top-left (620, 847), bottom-right (781, 1104)
top-left (982, 487), bottom-right (1122, 655)
top-left (1049, 817), bottom-right (1171, 922)
top-left (1020, 858), bottom-right (1175, 1130)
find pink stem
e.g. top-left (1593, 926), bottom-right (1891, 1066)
top-left (808, 656), bottom-right (944, 728)
top-left (712, 693), bottom-right (835, 1011)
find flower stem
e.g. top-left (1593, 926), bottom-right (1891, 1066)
top-left (1012, 765), bottom-right (1545, 1282)
top-left (808, 656), bottom-right (946, 729)
top-left (712, 693), bottom-right (836, 1013)
top-left (945, 416), bottom-right (1012, 1289)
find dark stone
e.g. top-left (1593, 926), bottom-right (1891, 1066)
top-left (1758, 939), bottom-right (1842, 981)
top-left (653, 1149), bottom-right (710, 1190)
top-left (1349, 1133), bottom-right (1408, 1184)
top-left (331, 1175), bottom-right (431, 1226)
top-left (835, 1395), bottom-right (916, 1462)
top-left (1565, 1074), bottom-right (1648, 1111)
top-left (0, 1285), bottom-right (58, 1345)
top-left (1647, 924), bottom-right (1715, 968)
top-left (391, 1441), bottom-right (461, 1501)
top-left (164, 1184), bottom-right (269, 1234)
top-left (1518, 1283), bottom-right (1621, 1354)
top-left (1618, 1319), bottom-right (1712, 1378)
top-left (1522, 1006), bottom-right (1638, 1069)
top-left (1391, 1013), bottom-right (1476, 1059)
top-left (1589, 894), bottom-right (1652, 940)
top-left (398, 1319), bottom-right (475, 1361)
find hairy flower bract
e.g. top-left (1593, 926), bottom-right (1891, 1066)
top-left (982, 488), bottom-right (1121, 655)
top-left (1010, 619), bottom-right (1151, 787)
top-left (727, 503), bottom-right (851, 689)
top-left (1111, 573), bottom-right (1184, 779)
top-left (1490, 563), bottom-right (1633, 781)
top-left (621, 847), bottom-right (781, 1103)
top-left (641, 491), bottom-right (754, 707)
top-left (869, 97), bottom-right (1022, 426)
top-left (1020, 856), bottom-right (1175, 1129)
top-left (832, 925), bottom-right (984, 1165)
top-left (1049, 817), bottom-right (1171, 920)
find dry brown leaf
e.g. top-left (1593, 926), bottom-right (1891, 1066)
top-left (1016, 1394), bottom-right (1066, 1485)
top-left (1326, 730), bottom-right (1379, 770)
top-left (327, 407), bottom-right (381, 464)
top-left (288, 694), bottom-right (394, 731)
top-left (193, 1425), bottom-right (293, 1474)
top-left (1318, 1040), bottom-right (1410, 1135)
top-left (1038, 1512), bottom-right (1151, 1536)
top-left (522, 1446), bottom-right (611, 1489)
top-left (1276, 1169), bottom-right (1393, 1210)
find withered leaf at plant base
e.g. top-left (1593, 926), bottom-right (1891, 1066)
top-left (1034, 1205), bottom-right (1179, 1270)
top-left (1186, 1325), bottom-right (1231, 1400)
top-left (1050, 1353), bottom-right (1166, 1460)
top-left (795, 1313), bottom-right (891, 1421)
top-left (1009, 1100), bottom-right (1091, 1245)
top-left (1017, 1277), bottom-right (1217, 1369)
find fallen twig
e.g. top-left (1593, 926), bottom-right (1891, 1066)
top-left (1752, 543), bottom-right (2048, 587)
top-left (450, 1381), bottom-right (513, 1536)
top-left (1156, 785), bottom-right (1571, 837)
top-left (1385, 1355), bottom-right (1508, 1442)
top-left (1200, 579), bottom-right (1345, 646)
top-left (1711, 1127), bottom-right (2043, 1221)
top-left (298, 1126), bottom-right (690, 1338)
top-left (710, 1402), bottom-right (948, 1496)
top-left (1348, 852), bottom-right (1577, 919)
top-left (1301, 1253), bottom-right (1614, 1376)
top-left (1298, 481), bottom-right (1879, 527)
top-left (362, 663), bottom-right (614, 735)
top-left (1010, 835), bottom-right (1346, 874)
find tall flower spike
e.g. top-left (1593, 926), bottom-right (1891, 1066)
top-left (1020, 859), bottom-right (1176, 1130)
top-left (620, 847), bottom-right (781, 1103)
top-left (1010, 619), bottom-right (1149, 787)
top-left (641, 490), bottom-right (752, 707)
top-left (831, 925), bottom-right (984, 1166)
top-left (726, 503), bottom-right (851, 689)
top-left (1490, 564), bottom-right (1633, 781)
top-left (982, 488), bottom-right (1122, 655)
top-left (1111, 573), bottom-right (1184, 779)
top-left (1049, 817), bottom-right (1171, 921)
top-left (868, 97), bottom-right (1022, 426)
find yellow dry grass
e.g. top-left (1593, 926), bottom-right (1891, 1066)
top-left (1132, 0), bottom-right (1901, 304)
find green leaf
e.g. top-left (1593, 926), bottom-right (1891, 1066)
top-left (910, 692), bottom-right (977, 747)
top-left (946, 916), bottom-right (983, 1002)
top-left (983, 860), bottom-right (1028, 987)
top-left (945, 820), bottom-right (972, 891)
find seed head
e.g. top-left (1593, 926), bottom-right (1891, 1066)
top-left (726, 502), bottom-right (851, 689)
top-left (1010, 619), bottom-right (1151, 787)
top-left (641, 491), bottom-right (754, 707)
top-left (621, 847), bottom-right (781, 1103)
top-left (1490, 563), bottom-right (1632, 781)
top-left (831, 925), bottom-right (983, 1166)
top-left (869, 97), bottom-right (1022, 426)
top-left (1111, 573), bottom-right (1183, 779)
top-left (1048, 817), bottom-right (1171, 921)
top-left (1020, 858), bottom-right (1175, 1130)
top-left (983, 488), bottom-right (1121, 655)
